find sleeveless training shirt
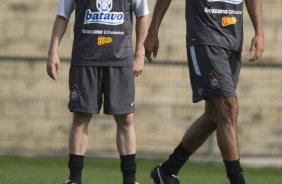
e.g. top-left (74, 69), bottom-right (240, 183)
top-left (186, 0), bottom-right (243, 51)
top-left (72, 0), bottom-right (134, 66)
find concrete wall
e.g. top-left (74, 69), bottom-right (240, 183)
top-left (1, 0), bottom-right (282, 63)
top-left (0, 0), bottom-right (281, 158)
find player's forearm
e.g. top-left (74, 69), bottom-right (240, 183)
top-left (245, 0), bottom-right (264, 36)
top-left (148, 0), bottom-right (172, 36)
top-left (135, 15), bottom-right (149, 57)
top-left (48, 16), bottom-right (69, 55)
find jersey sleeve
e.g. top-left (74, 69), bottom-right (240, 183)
top-left (132, 0), bottom-right (149, 17)
top-left (57, 0), bottom-right (75, 20)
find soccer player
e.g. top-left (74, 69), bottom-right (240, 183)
top-left (46, 0), bottom-right (149, 183)
top-left (145, 0), bottom-right (264, 183)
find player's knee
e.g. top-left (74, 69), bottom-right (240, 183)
top-left (114, 114), bottom-right (134, 128)
top-left (216, 97), bottom-right (239, 124)
top-left (72, 112), bottom-right (92, 128)
top-left (223, 97), bottom-right (239, 116)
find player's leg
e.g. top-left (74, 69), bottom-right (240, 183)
top-left (181, 100), bottom-right (217, 152)
top-left (66, 66), bottom-right (103, 184)
top-left (67, 112), bottom-right (92, 184)
top-left (150, 45), bottom-right (217, 184)
top-left (114, 113), bottom-right (137, 184)
top-left (203, 48), bottom-right (245, 184)
top-left (69, 112), bottom-right (92, 155)
top-left (103, 66), bottom-right (137, 184)
top-left (212, 97), bottom-right (245, 184)
top-left (151, 100), bottom-right (217, 183)
top-left (114, 113), bottom-right (136, 155)
top-left (213, 97), bottom-right (239, 160)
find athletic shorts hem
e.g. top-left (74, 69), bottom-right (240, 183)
top-left (194, 93), bottom-right (237, 103)
top-left (104, 109), bottom-right (135, 115)
top-left (68, 107), bottom-right (100, 114)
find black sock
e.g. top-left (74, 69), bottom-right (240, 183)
top-left (68, 154), bottom-right (84, 184)
top-left (161, 143), bottom-right (192, 176)
top-left (120, 154), bottom-right (136, 184)
top-left (224, 160), bottom-right (246, 184)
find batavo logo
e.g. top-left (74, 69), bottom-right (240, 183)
top-left (222, 16), bottom-right (237, 27)
top-left (98, 36), bottom-right (112, 45)
top-left (84, 0), bottom-right (124, 25)
top-left (207, 0), bottom-right (242, 4)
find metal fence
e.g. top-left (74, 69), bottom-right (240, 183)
top-left (0, 58), bottom-right (281, 159)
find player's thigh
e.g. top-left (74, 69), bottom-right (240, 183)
top-left (68, 66), bottom-right (103, 114)
top-left (103, 66), bottom-right (135, 115)
top-left (187, 45), bottom-right (241, 102)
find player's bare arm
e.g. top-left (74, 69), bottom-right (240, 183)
top-left (245, 0), bottom-right (264, 62)
top-left (144, 0), bottom-right (172, 62)
top-left (47, 16), bottom-right (68, 80)
top-left (133, 15), bottom-right (149, 77)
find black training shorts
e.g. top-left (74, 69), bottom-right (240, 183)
top-left (187, 45), bottom-right (241, 103)
top-left (68, 66), bottom-right (135, 115)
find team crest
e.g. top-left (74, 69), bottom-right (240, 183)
top-left (209, 71), bottom-right (221, 90)
top-left (207, 0), bottom-right (243, 4)
top-left (70, 85), bottom-right (80, 102)
top-left (97, 0), bottom-right (112, 12)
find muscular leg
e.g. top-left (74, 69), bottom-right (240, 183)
top-left (160, 100), bottom-right (218, 176)
top-left (213, 97), bottom-right (245, 184)
top-left (181, 100), bottom-right (217, 152)
top-left (68, 112), bottom-right (92, 184)
top-left (212, 97), bottom-right (239, 160)
top-left (114, 113), bottom-right (137, 184)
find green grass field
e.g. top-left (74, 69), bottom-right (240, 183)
top-left (0, 156), bottom-right (281, 184)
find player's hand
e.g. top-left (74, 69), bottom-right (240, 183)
top-left (133, 53), bottom-right (145, 77)
top-left (249, 34), bottom-right (264, 62)
top-left (46, 51), bottom-right (60, 80)
top-left (144, 31), bottom-right (159, 62)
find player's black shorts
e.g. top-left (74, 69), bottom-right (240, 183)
top-left (68, 66), bottom-right (135, 115)
top-left (187, 45), bottom-right (241, 103)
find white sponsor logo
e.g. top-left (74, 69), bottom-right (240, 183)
top-left (84, 0), bottom-right (124, 25)
top-left (207, 0), bottom-right (243, 5)
top-left (82, 29), bottom-right (124, 35)
top-left (82, 29), bottom-right (104, 34)
top-left (205, 7), bottom-right (242, 15)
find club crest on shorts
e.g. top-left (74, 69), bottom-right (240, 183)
top-left (70, 85), bottom-right (80, 102)
top-left (209, 71), bottom-right (221, 90)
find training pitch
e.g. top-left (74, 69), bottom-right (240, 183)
top-left (0, 156), bottom-right (281, 184)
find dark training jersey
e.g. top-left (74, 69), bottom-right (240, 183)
top-left (71, 0), bottom-right (134, 66)
top-left (57, 0), bottom-right (149, 66)
top-left (186, 0), bottom-right (243, 51)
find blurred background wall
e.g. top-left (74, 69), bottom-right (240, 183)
top-left (0, 0), bottom-right (281, 160)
